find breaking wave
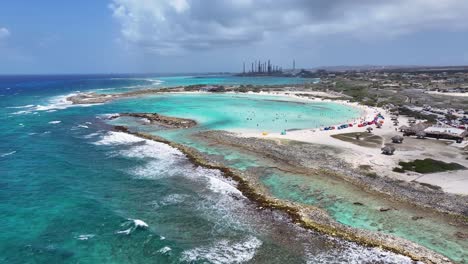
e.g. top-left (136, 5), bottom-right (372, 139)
top-left (305, 241), bottom-right (416, 264)
top-left (1, 151), bottom-right (16, 157)
top-left (116, 219), bottom-right (149, 235)
top-left (9, 93), bottom-right (98, 114)
top-left (180, 236), bottom-right (262, 264)
top-left (93, 132), bottom-right (243, 196)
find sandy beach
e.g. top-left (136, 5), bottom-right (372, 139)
top-left (237, 91), bottom-right (468, 195)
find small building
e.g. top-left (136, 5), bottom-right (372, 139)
top-left (423, 126), bottom-right (468, 143)
top-left (404, 122), bottom-right (431, 136)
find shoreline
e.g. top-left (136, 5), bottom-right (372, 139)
top-left (67, 88), bottom-right (468, 195)
top-left (112, 125), bottom-right (453, 264)
top-left (193, 130), bottom-right (468, 217)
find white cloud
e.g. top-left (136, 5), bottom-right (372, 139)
top-left (0, 27), bottom-right (10, 39)
top-left (109, 0), bottom-right (468, 55)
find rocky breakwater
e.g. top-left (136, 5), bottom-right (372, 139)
top-left (67, 87), bottom-right (184, 105)
top-left (111, 125), bottom-right (453, 264)
top-left (110, 113), bottom-right (197, 129)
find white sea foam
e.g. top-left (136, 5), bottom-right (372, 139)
top-left (12, 110), bottom-right (33, 115)
top-left (8, 93), bottom-right (84, 114)
top-left (84, 132), bottom-right (101, 139)
top-left (77, 124), bottom-right (88, 129)
top-left (98, 113), bottom-right (119, 119)
top-left (150, 194), bottom-right (190, 209)
top-left (116, 218), bottom-right (149, 235)
top-left (95, 132), bottom-right (243, 197)
top-left (160, 194), bottom-right (189, 206)
top-left (158, 246), bottom-right (172, 254)
top-left (6, 104), bottom-right (34, 109)
top-left (93, 131), bottom-right (146, 146)
top-left (34, 94), bottom-right (76, 111)
top-left (76, 234), bottom-right (95, 241)
top-left (32, 92), bottom-right (99, 113)
top-left (116, 228), bottom-right (132, 235)
top-left (48, 120), bottom-right (61, 124)
top-left (132, 219), bottom-right (149, 228)
top-left (305, 241), bottom-right (416, 264)
top-left (181, 236), bottom-right (262, 264)
top-left (206, 174), bottom-right (243, 196)
top-left (1, 151), bottom-right (16, 157)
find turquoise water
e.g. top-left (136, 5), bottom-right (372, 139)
top-left (0, 74), bottom-right (460, 263)
top-left (106, 94), bottom-right (467, 262)
top-left (112, 93), bottom-right (361, 133)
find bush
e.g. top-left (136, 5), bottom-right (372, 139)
top-left (394, 159), bottom-right (465, 174)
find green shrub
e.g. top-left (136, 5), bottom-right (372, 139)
top-left (395, 159), bottom-right (465, 174)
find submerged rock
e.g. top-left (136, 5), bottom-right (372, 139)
top-left (379, 207), bottom-right (392, 212)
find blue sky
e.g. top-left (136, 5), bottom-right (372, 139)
top-left (1, 0), bottom-right (468, 74)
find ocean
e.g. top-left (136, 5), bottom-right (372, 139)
top-left (0, 74), bottom-right (465, 263)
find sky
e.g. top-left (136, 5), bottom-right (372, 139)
top-left (1, 0), bottom-right (468, 74)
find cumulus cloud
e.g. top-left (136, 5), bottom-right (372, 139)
top-left (109, 0), bottom-right (468, 54)
top-left (0, 27), bottom-right (10, 39)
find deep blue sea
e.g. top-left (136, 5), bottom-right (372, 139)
top-left (0, 74), bottom-right (463, 263)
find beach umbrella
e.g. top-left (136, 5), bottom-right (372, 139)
top-left (391, 135), bottom-right (404, 143)
top-left (399, 125), bottom-right (409, 132)
top-left (381, 145), bottom-right (396, 155)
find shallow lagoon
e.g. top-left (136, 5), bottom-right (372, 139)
top-left (113, 93), bottom-right (361, 133)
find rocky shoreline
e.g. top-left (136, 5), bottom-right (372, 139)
top-left (66, 88), bottom-right (177, 105)
top-left (194, 131), bottom-right (468, 218)
top-left (112, 125), bottom-right (454, 264)
top-left (108, 113), bottom-right (197, 129)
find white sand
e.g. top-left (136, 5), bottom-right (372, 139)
top-left (235, 91), bottom-right (468, 195)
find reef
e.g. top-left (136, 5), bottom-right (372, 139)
top-left (109, 113), bottom-right (197, 129)
top-left (67, 88), bottom-right (181, 105)
top-left (112, 125), bottom-right (454, 264)
top-left (194, 131), bottom-right (468, 218)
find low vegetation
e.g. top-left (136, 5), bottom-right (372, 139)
top-left (397, 107), bottom-right (437, 122)
top-left (393, 158), bottom-right (465, 174)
